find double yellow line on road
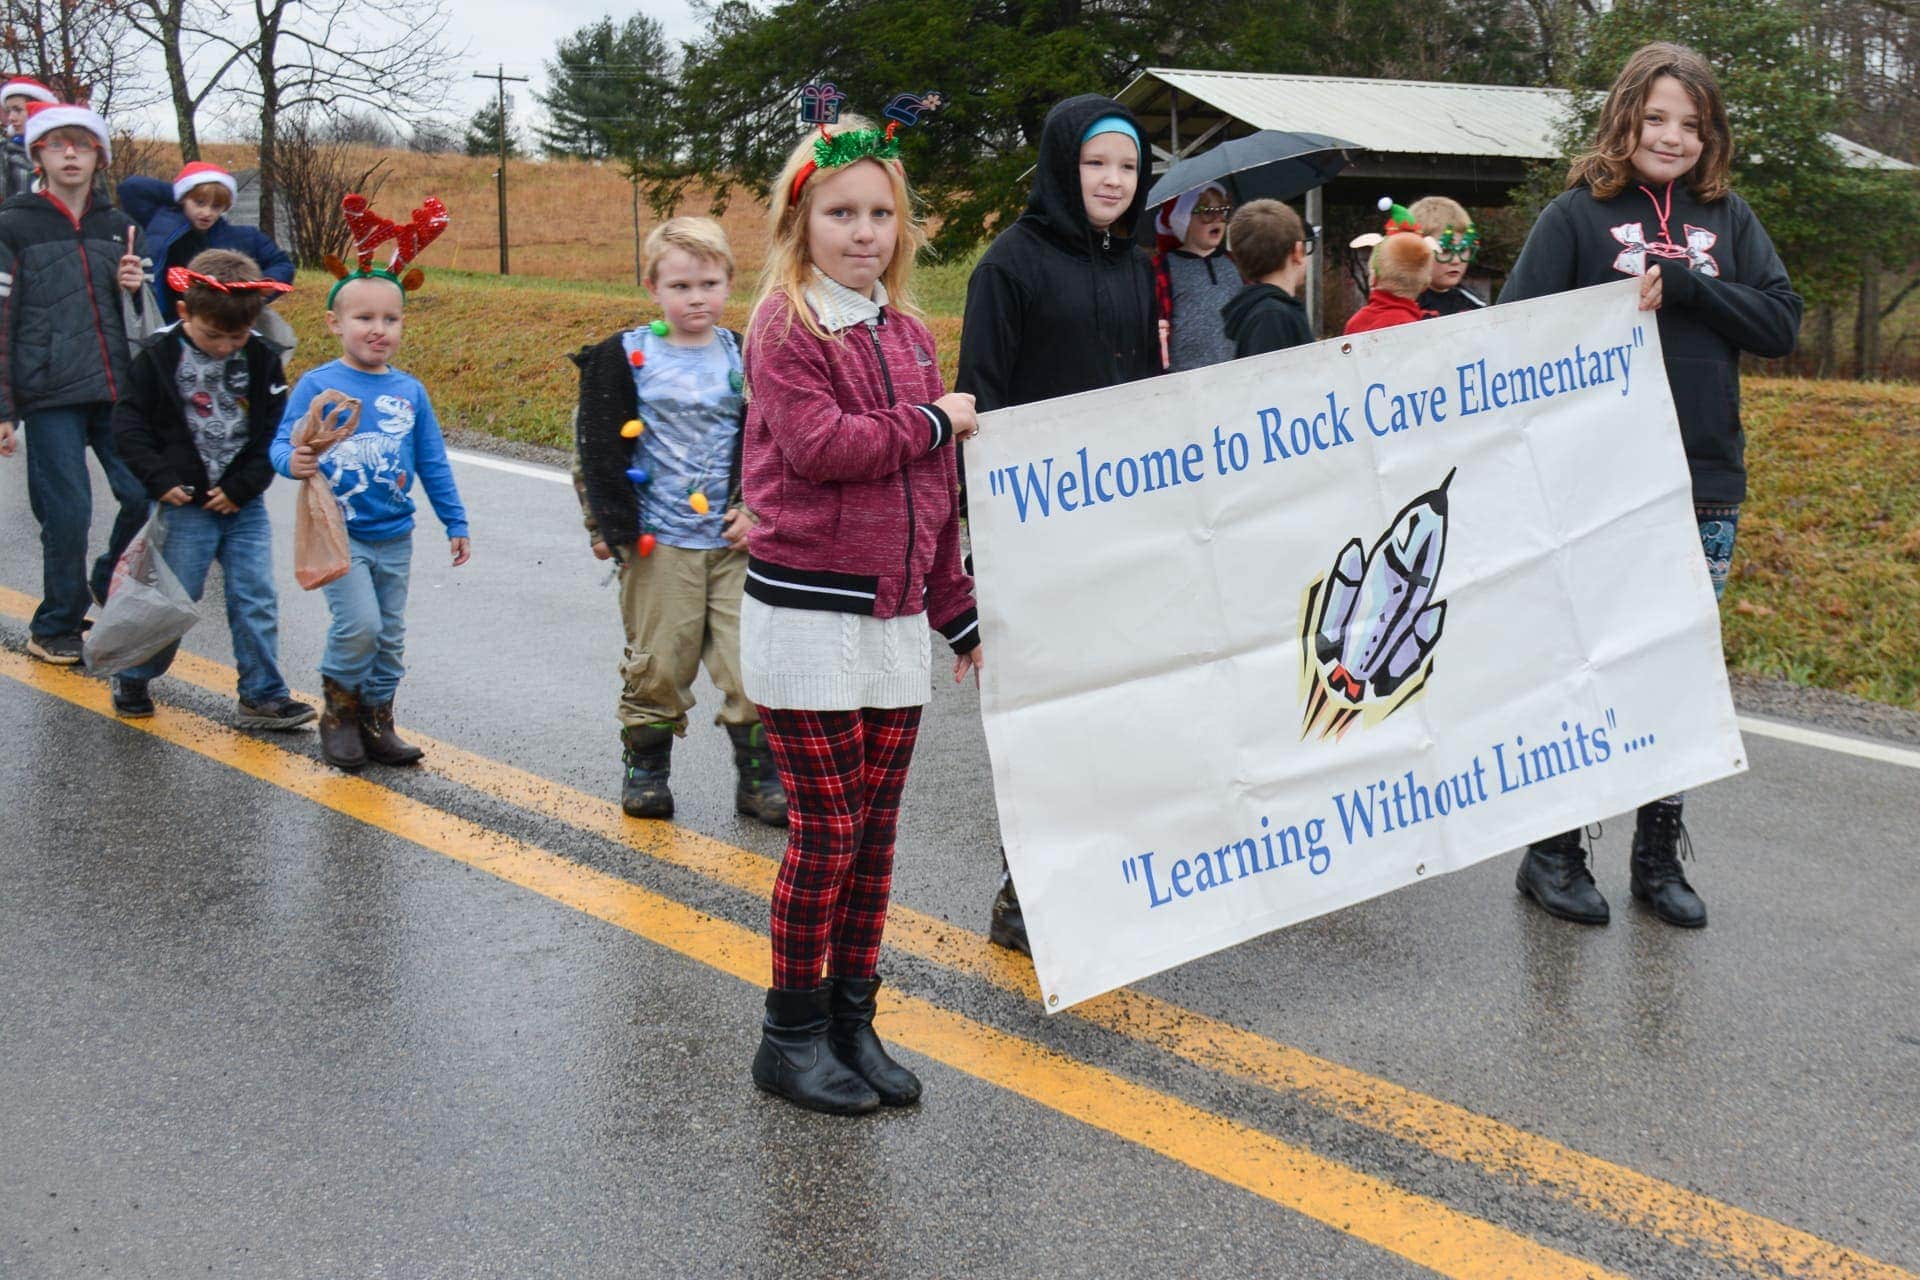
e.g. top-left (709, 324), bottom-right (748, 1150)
top-left (1, 647), bottom-right (1622, 1280)
top-left (2, 580), bottom-right (1912, 1280)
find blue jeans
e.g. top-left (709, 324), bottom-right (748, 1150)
top-left (122, 502), bottom-right (289, 705)
top-left (23, 403), bottom-right (148, 639)
top-left (321, 532), bottom-right (412, 704)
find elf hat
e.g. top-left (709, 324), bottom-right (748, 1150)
top-left (25, 101), bottom-right (110, 162)
top-left (173, 161), bottom-right (236, 203)
top-left (2, 76), bottom-right (58, 106)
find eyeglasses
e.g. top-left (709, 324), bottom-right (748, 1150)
top-left (1192, 204), bottom-right (1232, 218)
top-left (39, 136), bottom-right (99, 155)
top-left (1432, 227), bottom-right (1478, 263)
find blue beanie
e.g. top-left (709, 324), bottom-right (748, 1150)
top-left (1081, 115), bottom-right (1141, 152)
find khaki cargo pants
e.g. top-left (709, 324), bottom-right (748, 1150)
top-left (617, 542), bottom-right (758, 734)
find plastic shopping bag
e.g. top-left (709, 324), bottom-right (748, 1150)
top-left (292, 390), bottom-right (360, 590)
top-left (82, 506), bottom-right (200, 676)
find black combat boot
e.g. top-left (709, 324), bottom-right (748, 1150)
top-left (619, 724), bottom-right (675, 819)
top-left (751, 986), bottom-right (881, 1116)
top-left (357, 699), bottom-right (425, 765)
top-left (1631, 800), bottom-right (1707, 928)
top-left (828, 976), bottom-right (921, 1106)
top-left (988, 852), bottom-right (1030, 955)
top-left (318, 677), bottom-right (367, 772)
top-left (727, 722), bottom-right (789, 827)
top-left (1516, 828), bottom-right (1609, 925)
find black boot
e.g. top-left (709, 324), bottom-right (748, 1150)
top-left (1516, 828), bottom-right (1609, 925)
top-left (319, 677), bottom-right (367, 772)
top-left (357, 699), bottom-right (425, 766)
top-left (751, 986), bottom-right (880, 1115)
top-left (727, 722), bottom-right (789, 827)
top-left (988, 852), bottom-right (1030, 955)
top-left (619, 724), bottom-right (674, 819)
top-left (828, 976), bottom-right (921, 1106)
top-left (1631, 801), bottom-right (1707, 928)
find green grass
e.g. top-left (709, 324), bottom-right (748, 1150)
top-left (277, 268), bottom-right (1920, 711)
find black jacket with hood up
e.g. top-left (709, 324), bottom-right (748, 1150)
top-left (1500, 180), bottom-right (1801, 504)
top-left (956, 94), bottom-right (1159, 414)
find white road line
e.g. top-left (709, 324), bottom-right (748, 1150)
top-left (448, 448), bottom-right (571, 486)
top-left (445, 444), bottom-right (1920, 772)
top-left (1738, 715), bottom-right (1920, 771)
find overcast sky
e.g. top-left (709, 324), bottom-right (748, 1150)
top-left (118, 2), bottom-right (705, 142)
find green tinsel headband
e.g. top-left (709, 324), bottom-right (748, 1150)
top-left (788, 122), bottom-right (903, 206)
top-left (326, 268), bottom-right (406, 309)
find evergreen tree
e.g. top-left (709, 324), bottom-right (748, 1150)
top-left (536, 14), bottom-right (675, 161)
top-left (466, 94), bottom-right (521, 158)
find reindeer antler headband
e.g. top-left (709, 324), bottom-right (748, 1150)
top-left (324, 193), bottom-right (450, 307)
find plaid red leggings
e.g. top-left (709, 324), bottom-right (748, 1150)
top-left (759, 705), bottom-right (924, 989)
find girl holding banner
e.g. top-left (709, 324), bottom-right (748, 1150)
top-left (1500, 42), bottom-right (1802, 930)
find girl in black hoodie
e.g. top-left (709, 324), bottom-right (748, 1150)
top-left (1501, 42), bottom-right (1802, 932)
top-left (957, 93), bottom-right (1159, 955)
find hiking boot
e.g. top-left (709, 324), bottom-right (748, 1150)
top-left (751, 986), bottom-right (880, 1116)
top-left (236, 695), bottom-right (317, 731)
top-left (828, 976), bottom-right (921, 1106)
top-left (26, 633), bottom-right (83, 665)
top-left (1517, 828), bottom-right (1610, 925)
top-left (1631, 801), bottom-right (1707, 928)
top-left (111, 676), bottom-right (154, 719)
top-left (318, 677), bottom-right (367, 771)
top-left (989, 859), bottom-right (1031, 955)
top-left (357, 699), bottom-right (424, 766)
top-left (620, 724), bottom-right (674, 819)
top-left (727, 722), bottom-right (788, 827)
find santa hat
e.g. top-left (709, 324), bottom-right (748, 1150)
top-left (1, 76), bottom-right (58, 107)
top-left (1153, 186), bottom-right (1225, 248)
top-left (173, 161), bottom-right (236, 203)
top-left (24, 101), bottom-right (110, 162)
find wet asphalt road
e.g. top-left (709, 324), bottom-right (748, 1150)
top-left (1, 448), bottom-right (1916, 1280)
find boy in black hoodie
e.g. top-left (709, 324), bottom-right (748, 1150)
top-left (1221, 198), bottom-right (1315, 358)
top-left (108, 249), bottom-right (312, 729)
top-left (957, 93), bottom-right (1160, 955)
top-left (1500, 42), bottom-right (1801, 933)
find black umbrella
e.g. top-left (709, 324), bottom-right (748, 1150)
top-left (1146, 129), bottom-right (1356, 210)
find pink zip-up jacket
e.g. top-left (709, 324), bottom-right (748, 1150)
top-left (741, 291), bottom-right (978, 652)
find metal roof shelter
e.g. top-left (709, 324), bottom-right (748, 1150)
top-left (1117, 67), bottom-right (1914, 329)
top-left (1119, 67), bottom-right (1913, 204)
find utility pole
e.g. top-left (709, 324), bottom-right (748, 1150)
top-left (473, 65), bottom-right (529, 275)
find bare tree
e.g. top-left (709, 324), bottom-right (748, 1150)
top-left (121, 0), bottom-right (457, 236)
top-left (273, 108), bottom-right (387, 267)
top-left (123, 0), bottom-right (254, 159)
top-left (3, 0), bottom-right (160, 116)
top-left (238, 0), bottom-right (458, 237)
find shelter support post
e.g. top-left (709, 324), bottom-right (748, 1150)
top-left (1305, 184), bottom-right (1324, 336)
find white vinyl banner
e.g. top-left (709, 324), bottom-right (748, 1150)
top-left (965, 279), bottom-right (1747, 1012)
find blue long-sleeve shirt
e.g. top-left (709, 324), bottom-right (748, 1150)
top-left (271, 360), bottom-right (469, 542)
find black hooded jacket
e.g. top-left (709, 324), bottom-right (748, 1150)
top-left (956, 94), bottom-right (1159, 414)
top-left (1500, 181), bottom-right (1801, 504)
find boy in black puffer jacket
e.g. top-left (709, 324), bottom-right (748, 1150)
top-left (0, 101), bottom-right (152, 665)
top-left (107, 248), bottom-right (312, 729)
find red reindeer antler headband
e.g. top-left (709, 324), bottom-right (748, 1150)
top-left (324, 193), bottom-right (450, 306)
top-left (166, 267), bottom-right (294, 297)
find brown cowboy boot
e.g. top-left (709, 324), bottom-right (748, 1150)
top-left (357, 698), bottom-right (425, 766)
top-left (319, 677), bottom-right (367, 771)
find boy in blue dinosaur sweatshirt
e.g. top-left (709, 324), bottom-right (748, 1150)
top-left (270, 269), bottom-right (469, 772)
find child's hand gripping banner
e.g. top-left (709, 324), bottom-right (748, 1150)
top-left (964, 279), bottom-right (1745, 1012)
